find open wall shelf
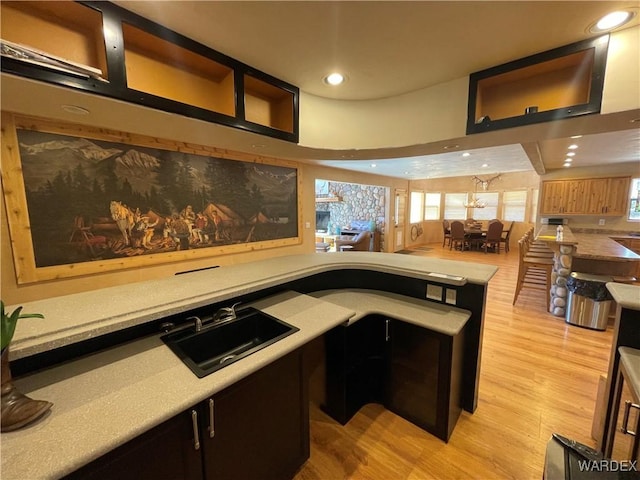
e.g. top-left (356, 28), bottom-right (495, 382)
top-left (0, 1), bottom-right (299, 143)
top-left (466, 35), bottom-right (609, 135)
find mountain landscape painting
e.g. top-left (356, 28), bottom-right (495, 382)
top-left (16, 129), bottom-right (298, 268)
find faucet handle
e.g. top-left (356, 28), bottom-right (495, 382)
top-left (214, 302), bottom-right (241, 321)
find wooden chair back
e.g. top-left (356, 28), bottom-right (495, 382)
top-left (485, 220), bottom-right (503, 242)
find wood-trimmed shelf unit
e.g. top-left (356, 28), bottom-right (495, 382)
top-left (466, 35), bottom-right (609, 135)
top-left (0, 1), bottom-right (299, 143)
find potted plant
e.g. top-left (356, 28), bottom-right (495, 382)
top-left (1, 301), bottom-right (52, 432)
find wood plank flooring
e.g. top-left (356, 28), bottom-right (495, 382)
top-left (294, 244), bottom-right (613, 480)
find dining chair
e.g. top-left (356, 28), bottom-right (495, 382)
top-left (442, 220), bottom-right (452, 247)
top-left (450, 221), bottom-right (468, 251)
top-left (480, 220), bottom-right (503, 253)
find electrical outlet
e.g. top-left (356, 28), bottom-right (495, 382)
top-left (445, 288), bottom-right (457, 305)
top-left (426, 284), bottom-right (443, 301)
top-left (599, 219), bottom-right (605, 226)
top-left (305, 221), bottom-right (311, 228)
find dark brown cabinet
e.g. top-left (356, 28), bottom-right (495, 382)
top-left (65, 349), bottom-right (308, 480)
top-left (323, 314), bottom-right (465, 442)
top-left (203, 349), bottom-right (309, 480)
top-left (0, 1), bottom-right (299, 143)
top-left (467, 35), bottom-right (608, 135)
top-left (606, 347), bottom-right (640, 463)
top-left (386, 320), bottom-right (463, 442)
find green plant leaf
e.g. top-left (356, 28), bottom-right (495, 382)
top-left (1, 301), bottom-right (44, 351)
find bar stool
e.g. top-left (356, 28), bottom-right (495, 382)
top-left (522, 233), bottom-right (554, 258)
top-left (513, 238), bottom-right (554, 306)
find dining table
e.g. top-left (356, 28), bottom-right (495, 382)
top-left (462, 224), bottom-right (509, 251)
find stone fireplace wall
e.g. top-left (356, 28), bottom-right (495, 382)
top-left (316, 181), bottom-right (386, 250)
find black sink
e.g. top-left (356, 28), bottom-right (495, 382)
top-left (161, 307), bottom-right (299, 378)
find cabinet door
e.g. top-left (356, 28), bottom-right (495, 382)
top-left (386, 320), bottom-right (441, 435)
top-left (202, 349), bottom-right (308, 480)
top-left (64, 411), bottom-right (203, 480)
top-left (540, 181), bottom-right (567, 214)
top-left (605, 177), bottom-right (631, 215)
top-left (586, 178), bottom-right (609, 214)
top-left (323, 316), bottom-right (387, 424)
top-left (564, 180), bottom-right (588, 214)
top-left (610, 378), bottom-right (640, 462)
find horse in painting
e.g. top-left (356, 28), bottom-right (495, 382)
top-left (109, 200), bottom-right (135, 245)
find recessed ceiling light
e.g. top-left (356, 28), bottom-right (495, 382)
top-left (61, 104), bottom-right (90, 115)
top-left (571, 135), bottom-right (583, 139)
top-left (568, 144), bottom-right (579, 150)
top-left (564, 158), bottom-right (573, 163)
top-left (563, 162), bottom-right (572, 167)
top-left (370, 163), bottom-right (377, 168)
top-left (566, 152), bottom-right (576, 157)
top-left (462, 152), bottom-right (470, 157)
top-left (324, 72), bottom-right (345, 86)
top-left (590, 10), bottom-right (635, 33)
top-left (481, 163), bottom-right (489, 168)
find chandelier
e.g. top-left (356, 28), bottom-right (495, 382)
top-left (463, 174), bottom-right (501, 209)
top-left (464, 194), bottom-right (486, 209)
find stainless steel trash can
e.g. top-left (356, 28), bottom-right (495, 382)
top-left (565, 272), bottom-right (613, 331)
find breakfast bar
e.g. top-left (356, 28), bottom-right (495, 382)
top-left (535, 227), bottom-right (640, 317)
top-left (1, 253), bottom-right (497, 479)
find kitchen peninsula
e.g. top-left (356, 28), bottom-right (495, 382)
top-left (535, 227), bottom-right (640, 317)
top-left (2, 253), bottom-right (497, 480)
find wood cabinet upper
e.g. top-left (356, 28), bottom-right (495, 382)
top-left (541, 177), bottom-right (630, 216)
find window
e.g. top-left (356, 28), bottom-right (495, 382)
top-left (503, 190), bottom-right (527, 221)
top-left (629, 178), bottom-right (640, 221)
top-left (424, 193), bottom-right (441, 220)
top-left (444, 193), bottom-right (467, 220)
top-left (472, 192), bottom-right (499, 220)
top-left (409, 191), bottom-right (424, 224)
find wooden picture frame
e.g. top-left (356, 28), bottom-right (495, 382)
top-left (1, 113), bottom-right (301, 284)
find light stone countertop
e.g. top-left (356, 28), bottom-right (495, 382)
top-left (607, 282), bottom-right (640, 310)
top-left (536, 225), bottom-right (578, 245)
top-left (536, 228), bottom-right (640, 261)
top-left (1, 291), bottom-right (355, 480)
top-left (7, 252), bottom-right (498, 361)
top-left (572, 233), bottom-right (640, 261)
top-left (309, 289), bottom-right (470, 335)
top-left (2, 253), bottom-right (498, 480)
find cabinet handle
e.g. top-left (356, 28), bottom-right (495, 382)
top-left (621, 401), bottom-right (640, 436)
top-left (191, 409), bottom-right (200, 450)
top-left (208, 398), bottom-right (215, 438)
top-left (385, 319), bottom-right (390, 342)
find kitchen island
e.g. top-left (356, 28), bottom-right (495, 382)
top-left (1, 253), bottom-right (497, 479)
top-left (535, 227), bottom-right (640, 317)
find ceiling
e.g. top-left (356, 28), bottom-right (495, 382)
top-left (4, 1), bottom-right (640, 180)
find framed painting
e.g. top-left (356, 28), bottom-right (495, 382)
top-left (1, 113), bottom-right (301, 283)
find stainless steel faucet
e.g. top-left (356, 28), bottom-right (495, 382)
top-left (188, 303), bottom-right (241, 333)
top-left (187, 316), bottom-right (204, 332)
top-left (213, 302), bottom-right (241, 325)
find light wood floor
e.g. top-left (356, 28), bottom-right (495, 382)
top-left (294, 243), bottom-right (613, 480)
